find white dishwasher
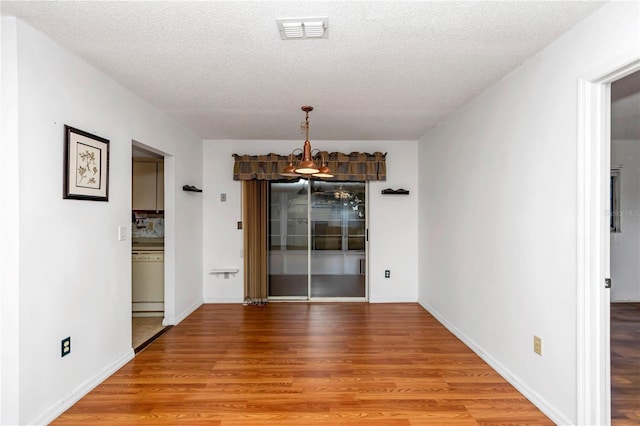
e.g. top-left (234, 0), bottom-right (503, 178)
top-left (132, 251), bottom-right (164, 315)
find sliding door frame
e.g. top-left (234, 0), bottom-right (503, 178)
top-left (268, 179), bottom-right (369, 302)
top-left (308, 180), bottom-right (368, 302)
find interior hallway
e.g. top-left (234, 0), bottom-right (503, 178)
top-left (611, 303), bottom-right (640, 424)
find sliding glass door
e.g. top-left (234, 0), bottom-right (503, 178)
top-left (268, 181), bottom-right (309, 298)
top-left (310, 182), bottom-right (366, 298)
top-left (268, 180), bottom-right (367, 300)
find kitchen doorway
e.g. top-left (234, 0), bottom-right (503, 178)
top-left (268, 179), bottom-right (368, 301)
top-left (131, 143), bottom-right (168, 351)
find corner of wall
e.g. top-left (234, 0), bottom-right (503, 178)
top-left (417, 301), bottom-right (572, 425)
top-left (28, 350), bottom-right (134, 426)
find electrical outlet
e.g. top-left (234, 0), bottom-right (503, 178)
top-left (385, 270), bottom-right (390, 278)
top-left (221, 193), bottom-right (227, 202)
top-left (533, 336), bottom-right (542, 356)
top-left (61, 337), bottom-right (71, 358)
top-left (237, 221), bottom-right (243, 230)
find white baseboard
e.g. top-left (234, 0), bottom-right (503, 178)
top-left (164, 299), bottom-right (203, 326)
top-left (418, 301), bottom-right (571, 426)
top-left (203, 297), bottom-right (243, 303)
top-left (203, 297), bottom-right (418, 304)
top-left (31, 349), bottom-right (134, 426)
top-left (369, 297), bottom-right (418, 303)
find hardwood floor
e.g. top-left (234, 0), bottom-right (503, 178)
top-left (53, 303), bottom-right (553, 425)
top-left (611, 302), bottom-right (640, 424)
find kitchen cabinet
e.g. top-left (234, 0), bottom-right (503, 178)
top-left (133, 159), bottom-right (164, 211)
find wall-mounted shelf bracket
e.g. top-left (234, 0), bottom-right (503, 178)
top-left (381, 188), bottom-right (410, 195)
top-left (183, 185), bottom-right (202, 192)
top-left (209, 268), bottom-right (239, 279)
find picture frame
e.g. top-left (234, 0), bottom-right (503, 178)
top-left (63, 125), bottom-right (110, 201)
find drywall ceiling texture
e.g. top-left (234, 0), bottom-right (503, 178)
top-left (0, 1), bottom-right (605, 141)
top-left (417, 1), bottom-right (640, 424)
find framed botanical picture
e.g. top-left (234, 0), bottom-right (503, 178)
top-left (63, 125), bottom-right (110, 201)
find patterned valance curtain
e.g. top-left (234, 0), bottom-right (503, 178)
top-left (232, 152), bottom-right (387, 181)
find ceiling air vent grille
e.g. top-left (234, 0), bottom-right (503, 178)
top-left (277, 17), bottom-right (329, 40)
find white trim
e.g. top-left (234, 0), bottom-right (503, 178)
top-left (419, 301), bottom-right (570, 425)
top-left (268, 296), bottom-right (308, 301)
top-left (306, 297), bottom-right (368, 302)
top-left (163, 299), bottom-right (202, 326)
top-left (163, 155), bottom-right (177, 329)
top-left (577, 56), bottom-right (640, 426)
top-left (369, 297), bottom-right (417, 303)
top-left (30, 349), bottom-right (135, 426)
top-left (203, 297), bottom-right (243, 304)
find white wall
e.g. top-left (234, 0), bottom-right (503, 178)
top-left (611, 139), bottom-right (640, 302)
top-left (1, 17), bottom-right (21, 425)
top-left (1, 18), bottom-right (203, 425)
top-left (417, 2), bottom-right (639, 425)
top-left (202, 140), bottom-right (418, 304)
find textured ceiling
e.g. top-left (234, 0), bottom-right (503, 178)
top-left (1, 1), bottom-right (606, 140)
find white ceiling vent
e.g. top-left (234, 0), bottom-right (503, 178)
top-left (276, 17), bottom-right (329, 40)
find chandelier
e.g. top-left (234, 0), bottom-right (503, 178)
top-left (281, 106), bottom-right (333, 178)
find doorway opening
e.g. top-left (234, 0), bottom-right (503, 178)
top-left (577, 57), bottom-right (640, 425)
top-left (131, 142), bottom-right (169, 351)
top-left (268, 179), bottom-right (368, 301)
top-left (609, 70), bottom-right (640, 423)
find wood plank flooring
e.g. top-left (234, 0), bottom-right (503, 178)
top-left (611, 302), bottom-right (640, 424)
top-left (53, 303), bottom-right (553, 425)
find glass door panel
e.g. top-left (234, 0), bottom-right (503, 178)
top-left (310, 182), bottom-right (366, 298)
top-left (268, 180), bottom-right (367, 300)
top-left (268, 181), bottom-right (308, 298)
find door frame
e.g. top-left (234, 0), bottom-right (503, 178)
top-left (308, 180), bottom-right (369, 302)
top-left (267, 179), bottom-right (369, 302)
top-left (131, 140), bottom-right (175, 326)
top-left (577, 57), bottom-right (640, 425)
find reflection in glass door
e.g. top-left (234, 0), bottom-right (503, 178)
top-left (268, 180), bottom-right (367, 300)
top-left (268, 181), bottom-right (309, 298)
top-left (310, 182), bottom-right (366, 298)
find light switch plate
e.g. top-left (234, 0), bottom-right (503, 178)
top-left (118, 225), bottom-right (127, 241)
top-left (533, 336), bottom-right (542, 356)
